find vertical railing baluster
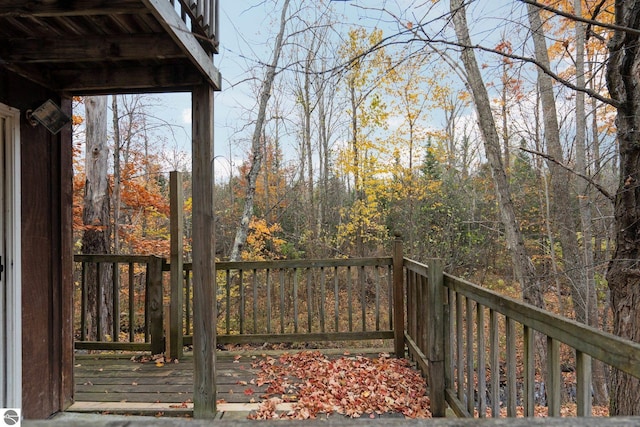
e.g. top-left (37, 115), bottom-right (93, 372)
top-left (266, 269), bottom-right (271, 334)
top-left (213, 0), bottom-right (219, 44)
top-left (334, 267), bottom-right (339, 333)
top-left (420, 274), bottom-right (428, 354)
top-left (293, 268), bottom-right (299, 333)
top-left (506, 318), bottom-right (517, 417)
top-left (280, 269), bottom-right (285, 334)
top-left (576, 350), bottom-right (592, 416)
top-left (224, 269), bottom-right (230, 335)
top-left (112, 262), bottom-right (119, 343)
top-left (456, 293), bottom-right (464, 404)
top-left (360, 265), bottom-right (366, 332)
top-left (97, 262), bottom-right (103, 342)
top-left (185, 266), bottom-right (192, 336)
top-left (203, 0), bottom-right (209, 30)
top-left (347, 266), bottom-right (353, 332)
top-left (128, 262), bottom-right (134, 342)
top-left (415, 273), bottom-right (422, 352)
top-left (489, 309), bottom-right (499, 418)
top-left (254, 269), bottom-right (259, 334)
top-left (239, 269), bottom-right (245, 334)
top-left (81, 261), bottom-right (87, 342)
top-left (466, 297), bottom-right (474, 415)
top-left (388, 264), bottom-right (393, 330)
top-left (306, 268), bottom-right (312, 333)
top-left (444, 292), bottom-right (452, 390)
top-left (477, 303), bottom-right (486, 417)
top-left (524, 326), bottom-right (535, 417)
top-left (144, 262), bottom-right (150, 343)
top-left (547, 337), bottom-right (560, 416)
top-left (410, 271), bottom-right (417, 349)
top-left (320, 267), bottom-right (326, 333)
top-left (375, 266), bottom-right (380, 331)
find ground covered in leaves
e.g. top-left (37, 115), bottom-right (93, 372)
top-left (247, 351), bottom-right (431, 420)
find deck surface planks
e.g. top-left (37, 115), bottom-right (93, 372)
top-left (72, 348), bottom-right (394, 416)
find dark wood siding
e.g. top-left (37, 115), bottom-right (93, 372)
top-left (0, 70), bottom-right (74, 419)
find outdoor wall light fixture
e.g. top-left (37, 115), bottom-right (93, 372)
top-left (26, 99), bottom-right (71, 134)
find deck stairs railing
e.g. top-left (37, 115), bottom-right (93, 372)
top-left (73, 237), bottom-right (640, 419)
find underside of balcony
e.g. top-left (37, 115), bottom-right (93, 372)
top-left (0, 0), bottom-right (221, 95)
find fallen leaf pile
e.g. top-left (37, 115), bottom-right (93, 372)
top-left (247, 351), bottom-right (431, 420)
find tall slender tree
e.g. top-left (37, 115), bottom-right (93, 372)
top-left (450, 0), bottom-right (544, 310)
top-left (230, 0), bottom-right (291, 261)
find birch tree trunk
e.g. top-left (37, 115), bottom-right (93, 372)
top-left (450, 0), bottom-right (544, 309)
top-left (229, 0), bottom-right (290, 261)
top-left (82, 95), bottom-right (113, 341)
top-left (606, 0), bottom-right (640, 415)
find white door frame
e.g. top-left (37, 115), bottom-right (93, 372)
top-left (0, 102), bottom-right (21, 409)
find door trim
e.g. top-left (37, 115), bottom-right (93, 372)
top-left (0, 102), bottom-right (21, 409)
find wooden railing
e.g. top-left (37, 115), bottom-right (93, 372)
top-left (402, 252), bottom-right (640, 418)
top-left (179, 258), bottom-right (395, 346)
top-left (73, 255), bottom-right (165, 354)
top-left (74, 255), bottom-right (395, 354)
top-left (73, 243), bottom-right (640, 421)
top-left (171, 0), bottom-right (219, 51)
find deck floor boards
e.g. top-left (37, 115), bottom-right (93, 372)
top-left (72, 348), bottom-right (395, 415)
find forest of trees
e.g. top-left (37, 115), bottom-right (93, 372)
top-left (72, 0), bottom-right (640, 415)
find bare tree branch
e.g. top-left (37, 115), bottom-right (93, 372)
top-left (520, 146), bottom-right (614, 201)
top-left (519, 0), bottom-right (634, 36)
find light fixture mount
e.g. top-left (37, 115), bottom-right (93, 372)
top-left (25, 99), bottom-right (71, 134)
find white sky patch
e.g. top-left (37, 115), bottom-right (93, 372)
top-left (182, 108), bottom-right (192, 124)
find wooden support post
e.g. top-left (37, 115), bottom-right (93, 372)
top-left (392, 235), bottom-right (405, 358)
top-left (191, 84), bottom-right (216, 418)
top-left (427, 259), bottom-right (445, 417)
top-left (148, 255), bottom-right (164, 355)
top-left (169, 171), bottom-right (184, 359)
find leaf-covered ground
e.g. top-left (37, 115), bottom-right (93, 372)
top-left (247, 351), bottom-right (431, 420)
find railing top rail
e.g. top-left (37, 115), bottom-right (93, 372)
top-left (181, 257), bottom-right (393, 271)
top-left (403, 258), bottom-right (429, 277)
top-left (442, 272), bottom-right (640, 379)
top-left (74, 254), bottom-right (162, 264)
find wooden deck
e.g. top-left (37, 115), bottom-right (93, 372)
top-left (70, 348), bottom-right (394, 418)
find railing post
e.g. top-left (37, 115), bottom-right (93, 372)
top-left (169, 171), bottom-right (184, 359)
top-left (427, 258), bottom-right (445, 417)
top-left (393, 234), bottom-right (405, 358)
top-left (148, 255), bottom-right (165, 355)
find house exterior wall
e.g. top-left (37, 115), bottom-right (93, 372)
top-left (0, 69), bottom-right (74, 419)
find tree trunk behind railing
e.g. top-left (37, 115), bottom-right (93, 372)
top-left (606, 0), bottom-right (640, 415)
top-left (82, 95), bottom-right (113, 342)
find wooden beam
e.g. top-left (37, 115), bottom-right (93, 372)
top-left (141, 0), bottom-right (221, 90)
top-left (392, 235), bottom-right (405, 358)
top-left (0, 0), bottom-right (147, 17)
top-left (191, 84), bottom-right (216, 419)
top-left (51, 63), bottom-right (205, 94)
top-left (169, 171), bottom-right (184, 359)
top-left (427, 259), bottom-right (445, 417)
top-left (1, 35), bottom-right (185, 63)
